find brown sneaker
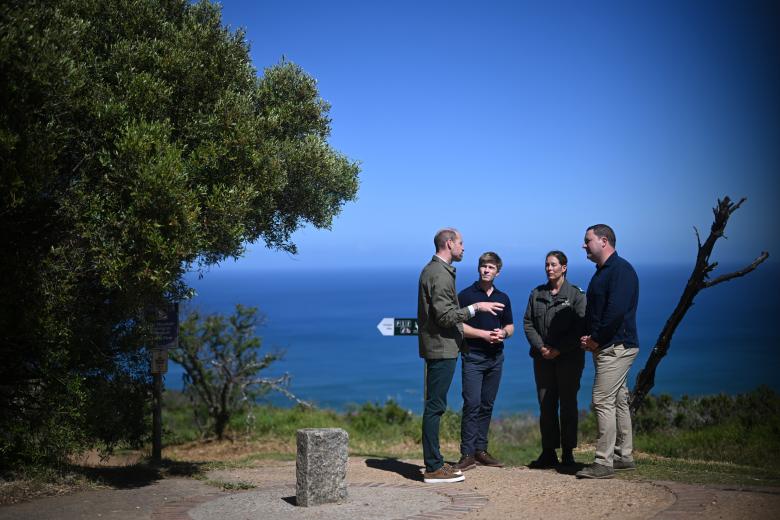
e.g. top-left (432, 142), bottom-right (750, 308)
top-left (442, 463), bottom-right (463, 475)
top-left (454, 454), bottom-right (476, 471)
top-left (475, 450), bottom-right (504, 467)
top-left (423, 464), bottom-right (466, 483)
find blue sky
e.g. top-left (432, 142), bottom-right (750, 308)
top-left (215, 0), bottom-right (779, 270)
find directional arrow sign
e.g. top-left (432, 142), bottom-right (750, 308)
top-left (377, 318), bottom-right (419, 336)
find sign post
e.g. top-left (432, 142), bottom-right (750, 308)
top-left (376, 317), bottom-right (419, 336)
top-left (151, 303), bottom-right (178, 463)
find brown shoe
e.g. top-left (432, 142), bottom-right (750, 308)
top-left (475, 450), bottom-right (504, 467)
top-left (423, 464), bottom-right (466, 483)
top-left (442, 463), bottom-right (463, 475)
top-left (454, 454), bottom-right (476, 471)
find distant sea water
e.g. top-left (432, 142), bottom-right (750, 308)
top-left (167, 261), bottom-right (780, 416)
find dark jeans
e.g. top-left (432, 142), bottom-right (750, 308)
top-left (533, 351), bottom-right (585, 451)
top-left (460, 348), bottom-right (504, 455)
top-left (422, 357), bottom-right (458, 472)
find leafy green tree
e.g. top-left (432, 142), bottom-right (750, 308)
top-left (0, 0), bottom-right (358, 467)
top-left (171, 305), bottom-right (302, 440)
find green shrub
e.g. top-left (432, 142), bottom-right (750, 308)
top-left (346, 400), bottom-right (413, 433)
top-left (632, 386), bottom-right (780, 434)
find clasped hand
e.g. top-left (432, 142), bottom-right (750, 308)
top-left (580, 335), bottom-right (599, 352)
top-left (483, 328), bottom-right (506, 344)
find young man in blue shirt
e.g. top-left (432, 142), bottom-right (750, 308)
top-left (454, 252), bottom-right (514, 471)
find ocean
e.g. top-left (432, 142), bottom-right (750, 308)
top-left (166, 261), bottom-right (780, 416)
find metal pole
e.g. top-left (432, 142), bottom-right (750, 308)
top-left (152, 372), bottom-right (162, 462)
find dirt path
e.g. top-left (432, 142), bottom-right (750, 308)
top-left (1, 457), bottom-right (779, 519)
top-left (207, 457), bottom-right (780, 520)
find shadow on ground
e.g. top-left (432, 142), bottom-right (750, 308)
top-left (555, 462), bottom-right (586, 476)
top-left (364, 458), bottom-right (423, 481)
top-left (73, 459), bottom-right (203, 489)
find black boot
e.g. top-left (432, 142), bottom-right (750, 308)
top-left (528, 450), bottom-right (559, 469)
top-left (561, 449), bottom-right (576, 466)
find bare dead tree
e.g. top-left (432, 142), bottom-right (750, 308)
top-left (629, 196), bottom-right (769, 413)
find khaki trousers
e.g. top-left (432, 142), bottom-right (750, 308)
top-left (592, 344), bottom-right (638, 467)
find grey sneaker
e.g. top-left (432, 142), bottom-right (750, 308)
top-left (454, 454), bottom-right (477, 471)
top-left (613, 459), bottom-right (636, 471)
top-left (424, 464), bottom-right (466, 483)
top-left (575, 462), bottom-right (615, 479)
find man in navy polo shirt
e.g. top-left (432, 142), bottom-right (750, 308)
top-left (576, 224), bottom-right (640, 480)
top-left (454, 252), bottom-right (514, 471)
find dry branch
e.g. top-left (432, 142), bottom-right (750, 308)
top-left (629, 196), bottom-right (769, 413)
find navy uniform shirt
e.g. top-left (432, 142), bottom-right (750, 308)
top-left (585, 252), bottom-right (639, 349)
top-left (458, 282), bottom-right (513, 352)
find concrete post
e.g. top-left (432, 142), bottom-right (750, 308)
top-left (296, 428), bottom-right (349, 507)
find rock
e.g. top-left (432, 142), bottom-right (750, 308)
top-left (296, 428), bottom-right (349, 507)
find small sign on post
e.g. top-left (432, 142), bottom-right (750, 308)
top-left (377, 317), bottom-right (418, 336)
top-left (150, 303), bottom-right (177, 375)
top-left (151, 349), bottom-right (168, 374)
top-left (153, 304), bottom-right (179, 351)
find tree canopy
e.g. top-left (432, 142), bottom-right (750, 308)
top-left (0, 0), bottom-right (359, 466)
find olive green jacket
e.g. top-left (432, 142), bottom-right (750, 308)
top-left (417, 256), bottom-right (472, 359)
top-left (523, 279), bottom-right (586, 357)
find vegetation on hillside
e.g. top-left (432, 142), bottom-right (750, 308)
top-left (160, 386), bottom-right (780, 486)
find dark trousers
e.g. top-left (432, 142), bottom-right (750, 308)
top-left (533, 351), bottom-right (585, 451)
top-left (422, 357), bottom-right (458, 472)
top-left (460, 349), bottom-right (504, 455)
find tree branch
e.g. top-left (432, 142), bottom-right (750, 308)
top-left (702, 252), bottom-right (769, 288)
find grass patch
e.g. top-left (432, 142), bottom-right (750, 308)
top-left (620, 453), bottom-right (780, 487)
top-left (6, 386), bottom-right (778, 507)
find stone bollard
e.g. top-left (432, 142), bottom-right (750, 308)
top-left (296, 428), bottom-right (349, 507)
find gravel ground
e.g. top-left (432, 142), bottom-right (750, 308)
top-left (1, 457), bottom-right (779, 519)
top-left (215, 459), bottom-right (668, 519)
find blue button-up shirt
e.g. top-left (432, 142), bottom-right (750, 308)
top-left (585, 252), bottom-right (639, 349)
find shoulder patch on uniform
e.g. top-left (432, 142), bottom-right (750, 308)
top-left (572, 285), bottom-right (585, 294)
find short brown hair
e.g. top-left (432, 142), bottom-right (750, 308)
top-left (478, 251), bottom-right (502, 271)
top-left (587, 224), bottom-right (616, 247)
top-left (434, 228), bottom-right (459, 250)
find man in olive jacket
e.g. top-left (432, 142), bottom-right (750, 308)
top-left (417, 228), bottom-right (504, 483)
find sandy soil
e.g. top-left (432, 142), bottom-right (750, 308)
top-left (206, 456), bottom-right (780, 520)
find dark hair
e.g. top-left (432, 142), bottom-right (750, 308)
top-left (587, 224), bottom-right (616, 247)
top-left (478, 251), bottom-right (503, 271)
top-left (546, 250), bottom-right (568, 267)
top-left (434, 228), bottom-right (459, 251)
